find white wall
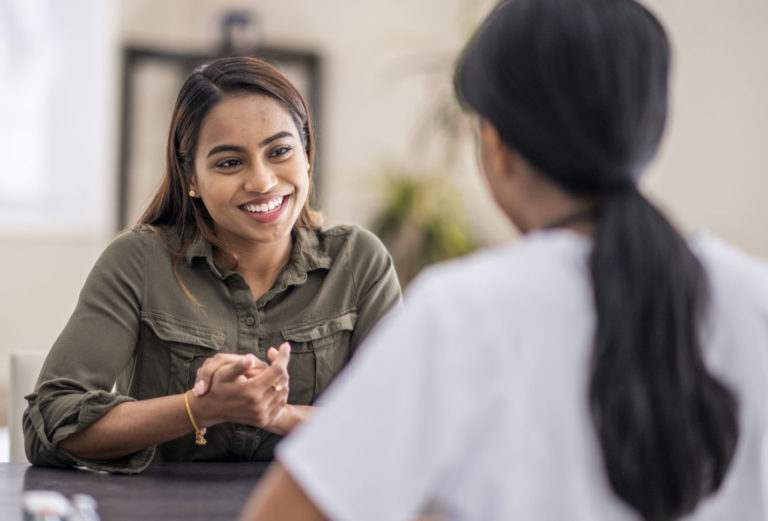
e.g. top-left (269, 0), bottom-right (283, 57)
top-left (643, 0), bottom-right (768, 255)
top-left (1, 0), bottom-right (767, 425)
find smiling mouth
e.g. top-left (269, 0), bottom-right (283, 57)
top-left (240, 195), bottom-right (287, 214)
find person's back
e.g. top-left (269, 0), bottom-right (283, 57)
top-left (374, 229), bottom-right (768, 520)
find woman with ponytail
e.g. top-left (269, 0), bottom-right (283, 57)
top-left (240, 1), bottom-right (768, 520)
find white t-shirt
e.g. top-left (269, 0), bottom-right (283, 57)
top-left (278, 229), bottom-right (768, 521)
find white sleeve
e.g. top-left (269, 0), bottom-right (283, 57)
top-left (277, 272), bottom-right (477, 521)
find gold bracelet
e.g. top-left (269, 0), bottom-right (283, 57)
top-left (184, 390), bottom-right (207, 446)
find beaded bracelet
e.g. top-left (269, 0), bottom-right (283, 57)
top-left (184, 390), bottom-right (207, 446)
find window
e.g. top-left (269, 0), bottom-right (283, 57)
top-left (0, 0), bottom-right (116, 236)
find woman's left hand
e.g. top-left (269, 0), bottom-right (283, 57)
top-left (194, 352), bottom-right (269, 396)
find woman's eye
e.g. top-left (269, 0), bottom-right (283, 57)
top-left (216, 159), bottom-right (242, 169)
top-left (270, 146), bottom-right (293, 159)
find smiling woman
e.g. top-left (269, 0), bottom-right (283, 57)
top-left (22, 57), bottom-right (402, 473)
top-left (190, 94), bottom-right (309, 266)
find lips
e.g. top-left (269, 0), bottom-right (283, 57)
top-left (239, 195), bottom-right (289, 223)
top-left (241, 195), bottom-right (286, 214)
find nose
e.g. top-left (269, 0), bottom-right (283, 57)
top-left (242, 162), bottom-right (278, 194)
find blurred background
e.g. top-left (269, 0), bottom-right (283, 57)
top-left (0, 0), bottom-right (766, 456)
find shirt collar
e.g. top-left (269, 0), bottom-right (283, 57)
top-left (183, 232), bottom-right (219, 275)
top-left (270, 227), bottom-right (332, 293)
top-left (183, 227), bottom-right (332, 285)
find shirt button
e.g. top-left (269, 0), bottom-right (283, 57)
top-left (245, 316), bottom-right (255, 326)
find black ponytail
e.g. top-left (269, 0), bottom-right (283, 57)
top-left (455, 1), bottom-right (739, 519)
top-left (590, 188), bottom-right (738, 520)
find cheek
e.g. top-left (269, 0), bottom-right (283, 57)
top-left (284, 163), bottom-right (309, 198)
top-left (198, 178), bottom-right (236, 209)
top-left (299, 170), bottom-right (310, 195)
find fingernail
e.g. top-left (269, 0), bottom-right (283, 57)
top-left (194, 380), bottom-right (205, 396)
top-left (282, 341), bottom-right (291, 353)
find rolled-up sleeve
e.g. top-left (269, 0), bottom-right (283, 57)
top-left (23, 229), bottom-right (155, 473)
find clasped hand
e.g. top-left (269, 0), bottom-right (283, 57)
top-left (192, 343), bottom-right (292, 434)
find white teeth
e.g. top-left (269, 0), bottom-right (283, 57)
top-left (243, 196), bottom-right (284, 213)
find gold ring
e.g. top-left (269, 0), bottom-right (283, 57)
top-left (272, 384), bottom-right (283, 392)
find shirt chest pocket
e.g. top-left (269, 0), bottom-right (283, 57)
top-left (280, 310), bottom-right (357, 405)
top-left (141, 312), bottom-right (226, 396)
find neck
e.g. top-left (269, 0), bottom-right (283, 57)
top-left (214, 234), bottom-right (293, 298)
top-left (514, 175), bottom-right (597, 236)
top-left (539, 205), bottom-right (597, 234)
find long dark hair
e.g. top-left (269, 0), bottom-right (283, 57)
top-left (139, 56), bottom-right (322, 260)
top-left (455, 1), bottom-right (738, 520)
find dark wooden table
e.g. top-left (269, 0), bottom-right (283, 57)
top-left (0, 462), bottom-right (269, 520)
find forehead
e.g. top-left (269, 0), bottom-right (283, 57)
top-left (198, 93), bottom-right (297, 146)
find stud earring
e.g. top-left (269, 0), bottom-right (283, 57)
top-left (189, 189), bottom-right (197, 198)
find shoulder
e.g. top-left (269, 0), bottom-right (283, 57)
top-left (317, 224), bottom-right (388, 253)
top-left (398, 230), bottom-right (594, 351)
top-left (313, 224), bottom-right (392, 265)
top-left (689, 235), bottom-right (768, 417)
top-left (411, 230), bottom-right (591, 306)
top-left (303, 224), bottom-right (398, 299)
top-left (99, 225), bottom-right (151, 258)
top-left (94, 225), bottom-right (171, 270)
top-left (691, 232), bottom-right (768, 308)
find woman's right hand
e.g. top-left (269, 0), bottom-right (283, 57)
top-left (192, 343), bottom-right (291, 430)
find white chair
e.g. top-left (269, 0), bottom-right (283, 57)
top-left (9, 351), bottom-right (47, 463)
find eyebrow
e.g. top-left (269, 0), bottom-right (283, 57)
top-left (260, 130), bottom-right (294, 147)
top-left (205, 131), bottom-right (296, 158)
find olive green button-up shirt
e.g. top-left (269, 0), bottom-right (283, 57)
top-left (23, 224), bottom-right (401, 473)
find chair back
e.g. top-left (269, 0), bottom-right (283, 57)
top-left (9, 351), bottom-right (47, 463)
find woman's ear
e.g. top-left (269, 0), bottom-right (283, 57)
top-left (476, 117), bottom-right (530, 230)
top-left (478, 118), bottom-right (517, 182)
top-left (188, 175), bottom-right (199, 198)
